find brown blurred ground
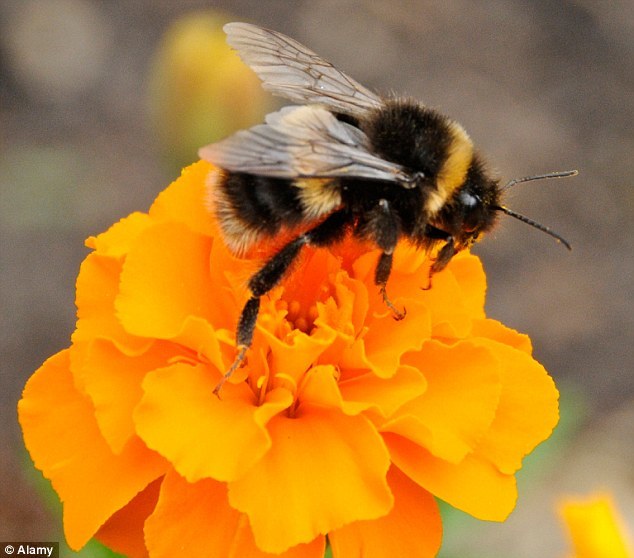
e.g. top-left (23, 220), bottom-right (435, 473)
top-left (1, 1), bottom-right (632, 556)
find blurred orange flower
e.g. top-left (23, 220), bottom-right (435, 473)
top-left (559, 493), bottom-right (633, 558)
top-left (19, 161), bottom-right (560, 558)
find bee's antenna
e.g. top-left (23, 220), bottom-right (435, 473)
top-left (501, 169), bottom-right (578, 192)
top-left (493, 205), bottom-right (572, 250)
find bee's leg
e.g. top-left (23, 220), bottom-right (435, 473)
top-left (214, 237), bottom-right (305, 395)
top-left (431, 239), bottom-right (456, 272)
top-left (421, 225), bottom-right (454, 290)
top-left (215, 209), bottom-right (348, 395)
top-left (369, 199), bottom-right (406, 320)
top-left (375, 252), bottom-right (406, 320)
top-left (215, 297), bottom-right (260, 394)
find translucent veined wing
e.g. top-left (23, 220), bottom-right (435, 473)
top-left (199, 105), bottom-right (414, 184)
top-left (224, 22), bottom-right (383, 117)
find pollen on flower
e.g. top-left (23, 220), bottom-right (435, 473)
top-left (285, 299), bottom-right (320, 333)
top-left (18, 161), bottom-right (560, 558)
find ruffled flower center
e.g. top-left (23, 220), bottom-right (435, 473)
top-left (278, 298), bottom-right (320, 334)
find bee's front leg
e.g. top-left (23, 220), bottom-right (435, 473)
top-left (421, 225), bottom-right (455, 290)
top-left (431, 239), bottom-right (457, 273)
top-left (375, 252), bottom-right (406, 320)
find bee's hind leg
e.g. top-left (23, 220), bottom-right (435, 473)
top-left (213, 297), bottom-right (261, 396)
top-left (214, 238), bottom-right (305, 396)
top-left (215, 209), bottom-right (349, 396)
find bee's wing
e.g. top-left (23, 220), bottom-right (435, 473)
top-left (224, 22), bottom-right (383, 117)
top-left (199, 106), bottom-right (413, 184)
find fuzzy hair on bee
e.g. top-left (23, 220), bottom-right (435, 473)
top-left (198, 22), bottom-right (577, 393)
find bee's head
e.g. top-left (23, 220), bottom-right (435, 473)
top-left (429, 166), bottom-right (576, 278)
top-left (453, 181), bottom-right (501, 249)
top-left (433, 167), bottom-right (577, 263)
top-left (432, 159), bottom-right (501, 250)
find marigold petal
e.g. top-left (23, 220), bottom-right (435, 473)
top-left (361, 300), bottom-right (432, 378)
top-left (261, 325), bottom-right (337, 386)
top-left (353, 247), bottom-right (481, 338)
top-left (338, 364), bottom-right (427, 418)
top-left (228, 405), bottom-right (393, 554)
top-left (298, 365), bottom-right (345, 408)
top-left (471, 318), bottom-right (533, 353)
top-left (307, 280), bottom-right (368, 371)
top-left (329, 466), bottom-right (442, 558)
top-left (232, 525), bottom-right (326, 558)
top-left (144, 470), bottom-right (241, 558)
top-left (282, 247), bottom-right (345, 309)
top-left (73, 252), bottom-right (151, 355)
top-left (470, 337), bottom-right (559, 474)
top-left (95, 477), bottom-right (162, 558)
top-left (331, 271), bottom-right (370, 334)
top-left (444, 251), bottom-right (486, 320)
top-left (389, 340), bottom-right (502, 463)
top-left (391, 242), bottom-right (429, 274)
top-left (420, 268), bottom-right (477, 338)
top-left (85, 212), bottom-right (153, 258)
top-left (401, 251), bottom-right (485, 339)
top-left (145, 470), bottom-right (326, 558)
top-left (149, 160), bottom-right (217, 237)
top-left (174, 315), bottom-right (227, 371)
top-left (346, 252), bottom-right (433, 376)
top-left (134, 362), bottom-right (292, 482)
top-left (266, 252), bottom-right (368, 375)
top-left (77, 339), bottom-right (179, 454)
top-left (322, 299), bottom-right (430, 380)
top-left (18, 351), bottom-right (168, 549)
top-left (116, 223), bottom-right (217, 339)
top-left (385, 432), bottom-right (517, 521)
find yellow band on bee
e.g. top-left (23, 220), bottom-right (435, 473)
top-left (428, 121), bottom-right (474, 215)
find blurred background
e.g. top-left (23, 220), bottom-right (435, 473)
top-left (1, 1), bottom-right (632, 556)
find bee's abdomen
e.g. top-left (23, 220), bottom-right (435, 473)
top-left (227, 173), bottom-right (305, 229)
top-left (211, 171), bottom-right (342, 254)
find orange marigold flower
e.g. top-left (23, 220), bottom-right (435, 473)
top-left (559, 493), bottom-right (634, 558)
top-left (19, 161), bottom-right (560, 558)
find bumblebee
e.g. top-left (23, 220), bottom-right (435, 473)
top-left (199, 22), bottom-right (576, 391)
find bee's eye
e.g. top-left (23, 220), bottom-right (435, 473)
top-left (459, 191), bottom-right (481, 233)
top-left (459, 191), bottom-right (479, 207)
